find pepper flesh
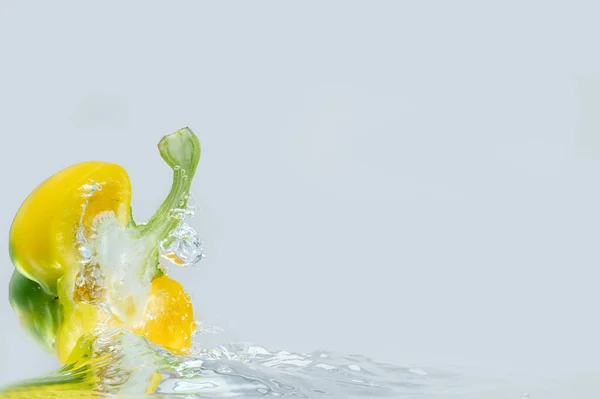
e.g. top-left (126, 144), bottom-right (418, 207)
top-left (9, 162), bottom-right (131, 296)
top-left (132, 275), bottom-right (195, 353)
top-left (8, 127), bottom-right (201, 364)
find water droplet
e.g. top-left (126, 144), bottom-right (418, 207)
top-left (169, 208), bottom-right (194, 221)
top-left (169, 196), bottom-right (197, 221)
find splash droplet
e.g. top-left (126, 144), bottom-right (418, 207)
top-left (159, 222), bottom-right (204, 268)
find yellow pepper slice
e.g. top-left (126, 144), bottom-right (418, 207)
top-left (133, 275), bottom-right (195, 354)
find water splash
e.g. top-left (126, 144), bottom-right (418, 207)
top-left (76, 181), bottom-right (102, 264)
top-left (74, 181), bottom-right (107, 304)
top-left (0, 327), bottom-right (539, 399)
top-left (156, 342), bottom-right (434, 398)
top-left (0, 329), bottom-right (436, 398)
top-left (159, 195), bottom-right (205, 268)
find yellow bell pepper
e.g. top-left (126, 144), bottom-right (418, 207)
top-left (8, 127), bottom-right (201, 364)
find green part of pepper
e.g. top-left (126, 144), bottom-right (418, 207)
top-left (9, 269), bottom-right (62, 353)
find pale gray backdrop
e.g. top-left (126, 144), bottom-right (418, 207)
top-left (0, 0), bottom-right (599, 394)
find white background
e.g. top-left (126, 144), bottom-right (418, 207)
top-left (0, 0), bottom-right (599, 394)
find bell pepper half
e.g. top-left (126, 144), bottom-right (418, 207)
top-left (8, 127), bottom-right (201, 364)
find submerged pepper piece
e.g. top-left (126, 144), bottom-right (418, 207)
top-left (8, 127), bottom-right (202, 364)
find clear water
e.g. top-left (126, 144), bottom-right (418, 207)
top-left (156, 335), bottom-right (438, 398)
top-left (1, 324), bottom-right (551, 399)
top-left (159, 195), bottom-right (205, 269)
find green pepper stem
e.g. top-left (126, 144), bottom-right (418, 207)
top-left (136, 127), bottom-right (201, 256)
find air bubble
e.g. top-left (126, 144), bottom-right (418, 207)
top-left (159, 196), bottom-right (204, 268)
top-left (159, 221), bottom-right (204, 268)
top-left (79, 244), bottom-right (92, 262)
top-left (170, 195), bottom-right (197, 221)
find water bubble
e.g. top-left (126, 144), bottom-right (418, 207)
top-left (170, 195), bottom-right (197, 221)
top-left (79, 244), bottom-right (92, 262)
top-left (173, 165), bottom-right (181, 171)
top-left (169, 207), bottom-right (195, 221)
top-left (159, 221), bottom-right (204, 268)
